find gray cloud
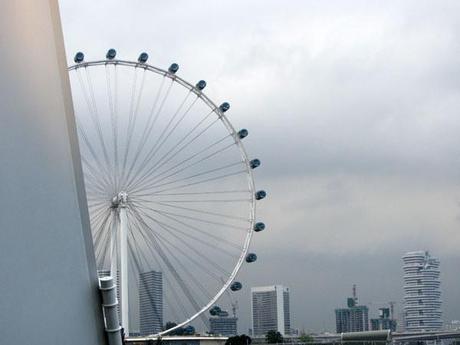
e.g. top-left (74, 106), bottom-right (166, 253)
top-left (60, 0), bottom-right (460, 332)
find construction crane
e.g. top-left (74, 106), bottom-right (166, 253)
top-left (220, 277), bottom-right (239, 318)
top-left (367, 301), bottom-right (397, 319)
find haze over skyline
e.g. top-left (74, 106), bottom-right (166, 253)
top-left (60, 0), bottom-right (460, 332)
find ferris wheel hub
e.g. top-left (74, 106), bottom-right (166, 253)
top-left (111, 191), bottom-right (128, 209)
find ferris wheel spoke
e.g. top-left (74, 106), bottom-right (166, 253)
top-left (134, 134), bottom-right (232, 192)
top-left (99, 216), bottom-right (115, 268)
top-left (139, 91), bottom-right (193, 168)
top-left (134, 205), bottom-right (241, 253)
top-left (146, 219), bottom-right (229, 283)
top-left (127, 238), bottom-right (164, 328)
top-left (130, 208), bottom-right (208, 322)
top-left (134, 206), bottom-right (239, 258)
top-left (146, 190), bottom-right (249, 196)
top-left (86, 203), bottom-right (108, 221)
top-left (134, 207), bottom-right (231, 277)
top-left (138, 205), bottom-right (247, 231)
top-left (145, 116), bottom-right (222, 178)
top-left (130, 94), bottom-right (198, 187)
top-left (83, 170), bottom-right (111, 196)
top-left (105, 64), bottom-right (121, 191)
top-left (124, 89), bottom-right (195, 190)
top-left (78, 125), bottom-right (113, 190)
top-left (147, 95), bottom-right (199, 165)
top-left (88, 200), bottom-right (110, 211)
top-left (144, 169), bottom-right (248, 195)
top-left (92, 209), bottom-right (112, 249)
top-left (91, 207), bottom-right (111, 227)
top-left (136, 161), bottom-right (243, 194)
top-left (119, 68), bottom-right (147, 187)
top-left (132, 141), bottom-right (236, 193)
top-left (135, 200), bottom-right (249, 222)
top-left (82, 68), bottom-right (114, 187)
top-left (130, 221), bottom-right (189, 319)
top-left (93, 211), bottom-right (113, 264)
top-left (128, 109), bottom-right (217, 191)
top-left (121, 78), bottom-right (175, 188)
top-left (151, 230), bottom-right (212, 322)
top-left (122, 77), bottom-right (169, 185)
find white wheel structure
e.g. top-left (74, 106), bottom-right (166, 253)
top-left (68, 50), bottom-right (266, 337)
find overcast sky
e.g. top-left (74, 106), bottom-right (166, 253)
top-left (60, 0), bottom-right (460, 333)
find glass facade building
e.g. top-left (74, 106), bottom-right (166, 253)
top-left (139, 270), bottom-right (163, 336)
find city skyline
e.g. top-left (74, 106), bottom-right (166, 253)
top-left (59, 0), bottom-right (460, 333)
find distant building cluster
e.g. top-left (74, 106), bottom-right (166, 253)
top-left (335, 287), bottom-right (369, 333)
top-left (97, 249), bottom-right (444, 337)
top-left (334, 250), bottom-right (443, 334)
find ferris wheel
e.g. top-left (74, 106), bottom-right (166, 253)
top-left (68, 50), bottom-right (266, 337)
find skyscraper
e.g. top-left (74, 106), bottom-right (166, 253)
top-left (335, 286), bottom-right (369, 333)
top-left (251, 285), bottom-right (291, 337)
top-left (403, 251), bottom-right (442, 332)
top-left (139, 271), bottom-right (163, 336)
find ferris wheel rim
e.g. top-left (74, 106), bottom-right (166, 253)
top-left (68, 58), bottom-right (258, 337)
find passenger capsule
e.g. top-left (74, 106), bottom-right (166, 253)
top-left (106, 49), bottom-right (116, 60)
top-left (246, 253), bottom-right (257, 263)
top-left (230, 281), bottom-right (242, 291)
top-left (238, 129), bottom-right (248, 139)
top-left (138, 52), bottom-right (149, 63)
top-left (219, 102), bottom-right (230, 113)
top-left (196, 80), bottom-right (207, 90)
top-left (255, 190), bottom-right (266, 200)
top-left (184, 325), bottom-right (195, 335)
top-left (74, 52), bottom-right (84, 63)
top-left (169, 63), bottom-right (179, 74)
top-left (250, 159), bottom-right (261, 169)
top-left (254, 222), bottom-right (265, 232)
top-left (209, 305), bottom-right (221, 315)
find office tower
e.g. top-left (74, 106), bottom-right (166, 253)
top-left (403, 251), bottom-right (442, 331)
top-left (139, 271), bottom-right (163, 336)
top-left (251, 285), bottom-right (291, 337)
top-left (209, 310), bottom-right (238, 336)
top-left (335, 286), bottom-right (369, 333)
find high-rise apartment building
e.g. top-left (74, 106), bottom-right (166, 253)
top-left (335, 286), bottom-right (369, 333)
top-left (139, 271), bottom-right (163, 336)
top-left (251, 285), bottom-right (291, 337)
top-left (403, 251), bottom-right (442, 332)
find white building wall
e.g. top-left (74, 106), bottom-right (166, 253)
top-left (403, 251), bottom-right (442, 332)
top-left (0, 1), bottom-right (106, 344)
